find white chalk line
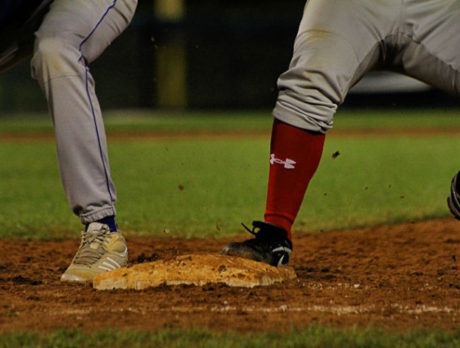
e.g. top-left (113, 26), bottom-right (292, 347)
top-left (50, 304), bottom-right (459, 317)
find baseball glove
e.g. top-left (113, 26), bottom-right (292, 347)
top-left (447, 171), bottom-right (460, 220)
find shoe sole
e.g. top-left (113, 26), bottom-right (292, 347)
top-left (60, 273), bottom-right (91, 283)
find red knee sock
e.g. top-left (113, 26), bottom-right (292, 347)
top-left (264, 119), bottom-right (325, 240)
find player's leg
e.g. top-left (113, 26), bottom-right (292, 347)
top-left (31, 0), bottom-right (136, 226)
top-left (222, 0), bottom-right (399, 265)
top-left (398, 1), bottom-right (460, 97)
top-left (31, 0), bottom-right (137, 282)
top-left (398, 1), bottom-right (460, 220)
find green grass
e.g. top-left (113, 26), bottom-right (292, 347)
top-left (300, 135), bottom-right (460, 231)
top-left (1, 327), bottom-right (460, 348)
top-left (333, 108), bottom-right (460, 130)
top-left (1, 108), bottom-right (460, 134)
top-left (1, 109), bottom-right (459, 239)
top-left (0, 110), bottom-right (273, 134)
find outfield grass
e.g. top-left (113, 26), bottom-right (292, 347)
top-left (1, 327), bottom-right (459, 348)
top-left (1, 108), bottom-right (460, 134)
top-left (0, 109), bottom-right (459, 239)
top-left (0, 110), bottom-right (273, 134)
top-left (333, 108), bottom-right (460, 130)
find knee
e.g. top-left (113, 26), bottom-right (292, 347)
top-left (31, 36), bottom-right (78, 80)
top-left (274, 64), bottom-right (342, 134)
top-left (273, 32), bottom-right (360, 133)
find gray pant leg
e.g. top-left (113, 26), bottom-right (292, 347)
top-left (399, 0), bottom-right (460, 96)
top-left (273, 0), bottom-right (400, 133)
top-left (31, 0), bottom-right (137, 224)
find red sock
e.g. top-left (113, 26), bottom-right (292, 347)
top-left (264, 119), bottom-right (325, 240)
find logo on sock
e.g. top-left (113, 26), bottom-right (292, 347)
top-left (270, 154), bottom-right (296, 169)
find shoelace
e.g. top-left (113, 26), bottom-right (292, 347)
top-left (73, 229), bottom-right (108, 265)
top-left (241, 222), bottom-right (288, 242)
top-left (241, 222), bottom-right (258, 236)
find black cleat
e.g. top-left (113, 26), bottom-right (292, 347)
top-left (448, 171), bottom-right (460, 220)
top-left (221, 221), bottom-right (292, 266)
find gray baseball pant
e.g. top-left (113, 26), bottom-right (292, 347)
top-left (274, 0), bottom-right (460, 133)
top-left (31, 0), bottom-right (137, 224)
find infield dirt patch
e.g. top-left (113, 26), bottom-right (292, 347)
top-left (0, 218), bottom-right (459, 333)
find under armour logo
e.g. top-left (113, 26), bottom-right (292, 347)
top-left (270, 154), bottom-right (296, 169)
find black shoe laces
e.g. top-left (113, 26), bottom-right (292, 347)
top-left (241, 221), bottom-right (290, 244)
top-left (241, 222), bottom-right (258, 236)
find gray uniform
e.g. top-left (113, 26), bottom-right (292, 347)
top-left (274, 0), bottom-right (460, 133)
top-left (31, 0), bottom-right (137, 223)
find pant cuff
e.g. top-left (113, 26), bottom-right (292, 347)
top-left (79, 206), bottom-right (116, 224)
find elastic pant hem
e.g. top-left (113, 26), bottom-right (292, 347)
top-left (79, 206), bottom-right (116, 224)
top-left (273, 102), bottom-right (331, 135)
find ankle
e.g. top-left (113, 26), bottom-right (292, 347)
top-left (85, 216), bottom-right (117, 232)
top-left (263, 215), bottom-right (292, 240)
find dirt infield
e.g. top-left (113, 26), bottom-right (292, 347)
top-left (1, 218), bottom-right (459, 333)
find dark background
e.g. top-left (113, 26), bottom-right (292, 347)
top-left (0, 0), bottom-right (458, 114)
